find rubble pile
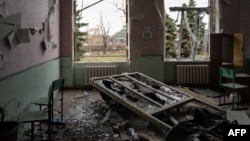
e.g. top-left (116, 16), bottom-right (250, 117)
top-left (65, 93), bottom-right (165, 141)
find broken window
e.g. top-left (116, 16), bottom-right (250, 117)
top-left (164, 0), bottom-right (210, 61)
top-left (74, 0), bottom-right (128, 62)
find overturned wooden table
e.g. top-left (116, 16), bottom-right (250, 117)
top-left (90, 72), bottom-right (224, 133)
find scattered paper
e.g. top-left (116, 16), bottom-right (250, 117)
top-left (42, 37), bottom-right (49, 50)
top-left (6, 29), bottom-right (19, 48)
top-left (5, 28), bottom-right (30, 48)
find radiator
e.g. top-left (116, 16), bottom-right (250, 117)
top-left (85, 66), bottom-right (117, 84)
top-left (176, 64), bottom-right (209, 84)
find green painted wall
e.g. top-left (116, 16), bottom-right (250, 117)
top-left (130, 56), bottom-right (164, 82)
top-left (164, 62), bottom-right (177, 84)
top-left (0, 59), bottom-right (60, 120)
top-left (60, 57), bottom-right (73, 87)
top-left (59, 57), bottom-right (210, 87)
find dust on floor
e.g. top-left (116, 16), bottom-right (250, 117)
top-left (18, 88), bottom-right (250, 141)
top-left (19, 89), bottom-right (165, 141)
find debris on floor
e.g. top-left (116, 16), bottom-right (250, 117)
top-left (62, 91), bottom-right (165, 141)
top-left (88, 72), bottom-right (229, 141)
top-left (19, 73), bottom-right (250, 141)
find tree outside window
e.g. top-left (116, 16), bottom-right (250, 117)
top-left (74, 0), bottom-right (127, 62)
top-left (165, 0), bottom-right (209, 61)
top-left (74, 0), bottom-right (88, 61)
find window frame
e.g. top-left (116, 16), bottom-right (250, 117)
top-left (73, 0), bottom-right (129, 63)
top-left (163, 0), bottom-right (212, 62)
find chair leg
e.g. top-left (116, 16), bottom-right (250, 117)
top-left (231, 92), bottom-right (248, 110)
top-left (48, 104), bottom-right (52, 140)
top-left (39, 105), bottom-right (42, 130)
top-left (219, 87), bottom-right (222, 105)
top-left (31, 122), bottom-right (34, 141)
top-left (237, 93), bottom-right (240, 109)
top-left (218, 90), bottom-right (225, 106)
top-left (55, 91), bottom-right (65, 126)
top-left (219, 86), bottom-right (226, 105)
top-left (48, 119), bottom-right (51, 140)
top-left (51, 103), bottom-right (54, 131)
top-left (232, 92), bottom-right (235, 109)
top-left (219, 93), bottom-right (221, 105)
top-left (223, 95), bottom-right (226, 104)
top-left (61, 92), bottom-right (63, 124)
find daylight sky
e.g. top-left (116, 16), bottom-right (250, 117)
top-left (78, 0), bottom-right (209, 35)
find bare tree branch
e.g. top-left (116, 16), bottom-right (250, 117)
top-left (99, 11), bottom-right (110, 54)
top-left (112, 0), bottom-right (126, 16)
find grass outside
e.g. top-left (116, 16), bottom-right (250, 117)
top-left (80, 56), bottom-right (127, 62)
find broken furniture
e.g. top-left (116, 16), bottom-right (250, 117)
top-left (90, 72), bottom-right (224, 133)
top-left (31, 78), bottom-right (65, 128)
top-left (219, 67), bottom-right (248, 110)
top-left (18, 86), bottom-right (53, 141)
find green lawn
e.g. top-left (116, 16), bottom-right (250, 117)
top-left (80, 56), bottom-right (127, 62)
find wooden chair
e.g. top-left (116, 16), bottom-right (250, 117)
top-left (219, 67), bottom-right (248, 110)
top-left (18, 86), bottom-right (53, 141)
top-left (31, 78), bottom-right (65, 126)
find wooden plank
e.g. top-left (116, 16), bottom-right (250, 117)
top-left (127, 72), bottom-right (191, 98)
top-left (150, 97), bottom-right (193, 115)
top-left (123, 74), bottom-right (190, 101)
top-left (173, 86), bottom-right (223, 112)
top-left (112, 75), bottom-right (197, 115)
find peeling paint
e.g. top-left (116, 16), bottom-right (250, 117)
top-left (0, 0), bottom-right (6, 17)
top-left (0, 51), bottom-right (5, 69)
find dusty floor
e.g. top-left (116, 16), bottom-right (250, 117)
top-left (18, 89), bottom-right (166, 141)
top-left (18, 87), bottom-right (250, 141)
